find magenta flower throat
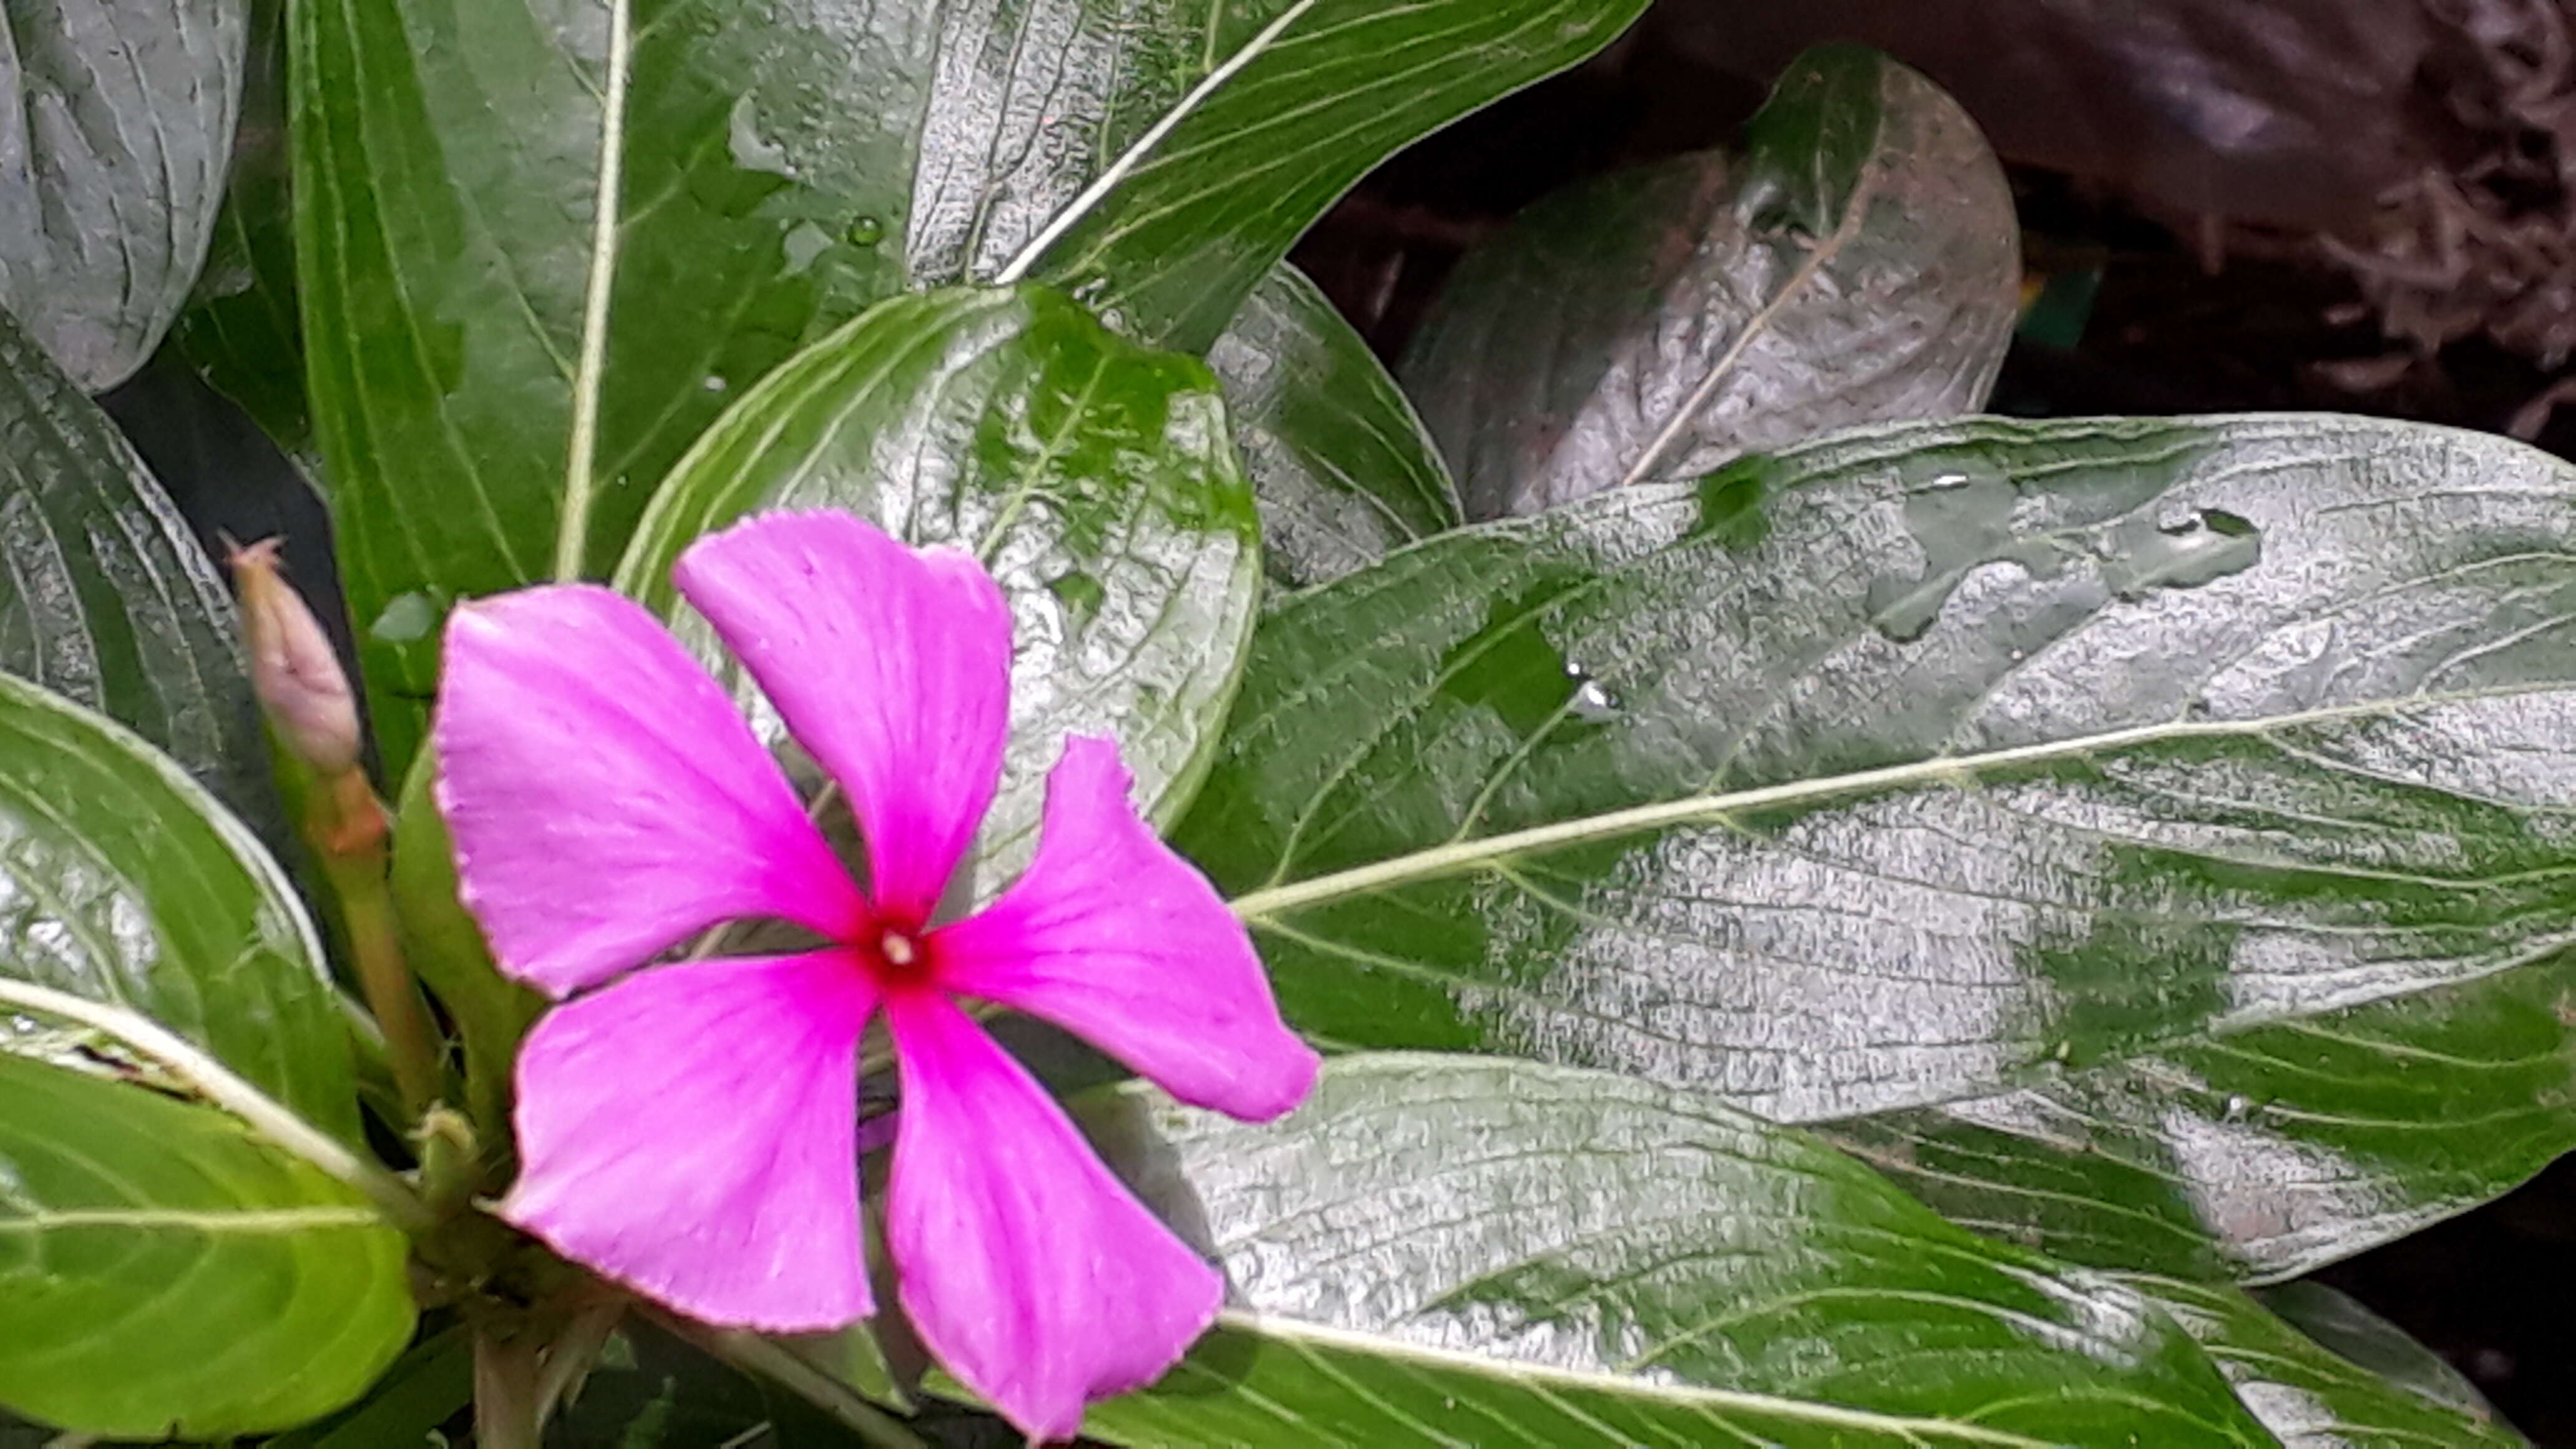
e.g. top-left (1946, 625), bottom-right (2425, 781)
top-left (434, 510), bottom-right (1319, 1440)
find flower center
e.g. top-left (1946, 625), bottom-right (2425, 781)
top-left (871, 926), bottom-right (927, 982)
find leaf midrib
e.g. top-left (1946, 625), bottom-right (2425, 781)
top-left (1181, 1311), bottom-right (2064, 1447)
top-left (1225, 680), bottom-right (2562, 919)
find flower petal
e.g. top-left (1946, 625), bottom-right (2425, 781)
top-left (674, 512), bottom-right (1012, 924)
top-left (436, 585), bottom-right (864, 997)
top-left (885, 993), bottom-right (1219, 1442)
top-left (501, 952), bottom-right (876, 1332)
top-left (930, 736), bottom-right (1318, 1121)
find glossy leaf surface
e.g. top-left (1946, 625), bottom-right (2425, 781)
top-left (0, 1055), bottom-right (412, 1437)
top-left (955, 0), bottom-right (1651, 351)
top-left (620, 285), bottom-right (1259, 889)
top-left (1076, 1055), bottom-right (2271, 1447)
top-left (0, 671), bottom-right (358, 1139)
top-left (0, 0), bottom-right (248, 389)
top-left (1209, 264), bottom-right (1460, 590)
top-left (2130, 1276), bottom-right (2524, 1447)
top-left (289, 0), bottom-right (926, 771)
top-left (0, 307), bottom-right (271, 827)
top-left (1823, 957), bottom-right (2576, 1283)
top-left (291, 0), bottom-right (1643, 775)
top-left (1184, 414), bottom-right (2576, 1252)
top-left (1403, 44), bottom-right (2020, 519)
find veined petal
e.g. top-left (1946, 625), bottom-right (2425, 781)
top-left (932, 738), bottom-right (1318, 1122)
top-left (886, 993), bottom-right (1219, 1442)
top-left (675, 512), bottom-right (1012, 924)
top-left (502, 953), bottom-right (876, 1332)
top-left (436, 586), bottom-right (863, 997)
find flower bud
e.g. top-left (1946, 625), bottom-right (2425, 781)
top-left (227, 537), bottom-right (362, 776)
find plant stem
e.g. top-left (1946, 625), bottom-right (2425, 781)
top-left (473, 1326), bottom-right (545, 1449)
top-left (326, 862), bottom-right (445, 1120)
top-left (0, 978), bottom-right (434, 1232)
top-left (651, 1311), bottom-right (929, 1449)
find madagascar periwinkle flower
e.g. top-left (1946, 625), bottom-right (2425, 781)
top-left (434, 510), bottom-right (1319, 1440)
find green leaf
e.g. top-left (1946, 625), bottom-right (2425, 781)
top-left (552, 1320), bottom-right (898, 1448)
top-left (173, 0), bottom-right (309, 456)
top-left (1821, 959), bottom-right (2576, 1282)
top-left (2127, 1276), bottom-right (2524, 1448)
top-left (1402, 44), bottom-right (2020, 519)
top-left (289, 0), bottom-right (927, 773)
top-left (263, 1324), bottom-right (472, 1449)
top-left (1185, 414), bottom-right (2576, 1231)
top-left (387, 751), bottom-right (538, 1139)
top-left (1072, 1054), bottom-right (2271, 1447)
top-left (949, 0), bottom-right (1650, 353)
top-left (0, 1055), bottom-right (414, 1438)
top-left (0, 306), bottom-right (275, 831)
top-left (291, 0), bottom-right (1639, 774)
top-left (2253, 1282), bottom-right (2502, 1420)
top-left (0, 670), bottom-right (359, 1141)
top-left (0, 0), bottom-right (250, 389)
top-left (618, 285), bottom-right (1259, 891)
top-left (1209, 264), bottom-right (1460, 591)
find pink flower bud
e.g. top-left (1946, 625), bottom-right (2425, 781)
top-left (227, 537), bottom-right (362, 776)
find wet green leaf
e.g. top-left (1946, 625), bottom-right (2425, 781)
top-left (0, 0), bottom-right (249, 389)
top-left (2130, 1276), bottom-right (2524, 1447)
top-left (944, 0), bottom-right (1649, 352)
top-left (1209, 264), bottom-right (1460, 590)
top-left (0, 670), bottom-right (358, 1140)
top-left (0, 1055), bottom-right (412, 1438)
top-left (292, 0), bottom-right (1641, 778)
top-left (1184, 414), bottom-right (2576, 1271)
top-left (0, 307), bottom-right (274, 831)
top-left (1403, 44), bottom-right (2020, 519)
top-left (1074, 1055), bottom-right (2271, 1447)
top-left (619, 285), bottom-right (1259, 894)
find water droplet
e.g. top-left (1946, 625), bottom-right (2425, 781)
top-left (703, 374), bottom-right (728, 393)
top-left (727, 94), bottom-right (796, 178)
top-left (846, 215), bottom-right (884, 246)
top-left (1571, 678), bottom-right (1622, 721)
top-left (781, 220), bottom-right (834, 273)
top-left (370, 591), bottom-right (440, 643)
top-left (2222, 1094), bottom-right (2253, 1121)
top-left (2102, 508), bottom-right (2262, 600)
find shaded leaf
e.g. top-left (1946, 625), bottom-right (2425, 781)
top-left (0, 307), bottom-right (273, 830)
top-left (618, 285), bottom-right (1259, 891)
top-left (2129, 1275), bottom-right (2524, 1447)
top-left (551, 1320), bottom-right (892, 1448)
top-left (263, 1324), bottom-right (472, 1449)
top-left (2254, 1281), bottom-right (2505, 1422)
top-left (0, 0), bottom-right (249, 389)
top-left (0, 1055), bottom-right (413, 1438)
top-left (1403, 44), bottom-right (2020, 519)
top-left (1073, 1054), bottom-right (2270, 1447)
top-left (1649, 0), bottom-right (2437, 235)
top-left (172, 0), bottom-right (308, 455)
top-left (0, 670), bottom-right (359, 1140)
top-left (1183, 414), bottom-right (2576, 1241)
top-left (1209, 263), bottom-right (1459, 590)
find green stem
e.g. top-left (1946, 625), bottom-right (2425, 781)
top-left (325, 847), bottom-right (446, 1120)
top-left (0, 978), bottom-right (434, 1232)
top-left (472, 1327), bottom-right (545, 1449)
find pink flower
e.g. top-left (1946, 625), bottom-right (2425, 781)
top-left (433, 510), bottom-right (1318, 1440)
